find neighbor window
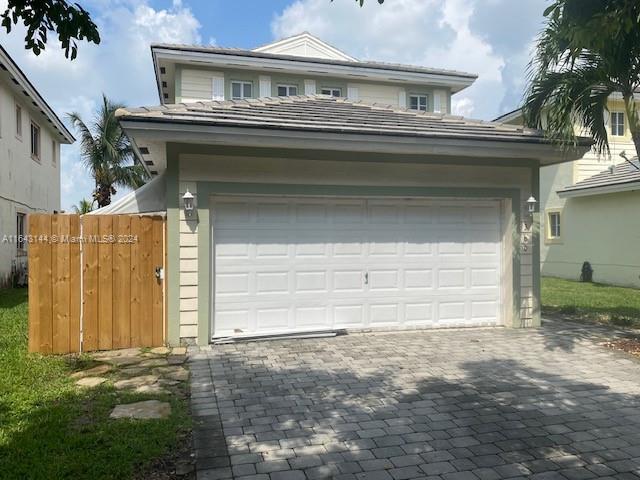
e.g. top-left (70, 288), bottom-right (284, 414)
top-left (231, 81), bottom-right (252, 100)
top-left (321, 88), bottom-right (341, 97)
top-left (16, 213), bottom-right (25, 252)
top-left (409, 95), bottom-right (428, 112)
top-left (611, 111), bottom-right (625, 136)
top-left (277, 84), bottom-right (298, 96)
top-left (51, 140), bottom-right (57, 166)
top-left (548, 212), bottom-right (561, 239)
top-left (15, 104), bottom-right (22, 138)
top-left (30, 122), bottom-right (40, 161)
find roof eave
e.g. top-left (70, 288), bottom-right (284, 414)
top-left (0, 45), bottom-right (75, 143)
top-left (151, 46), bottom-right (478, 93)
top-left (558, 181), bottom-right (640, 198)
top-left (117, 117), bottom-right (590, 165)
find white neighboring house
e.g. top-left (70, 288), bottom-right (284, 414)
top-left (0, 46), bottom-right (75, 287)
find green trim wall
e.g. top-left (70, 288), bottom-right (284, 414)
top-left (165, 145), bottom-right (180, 346)
top-left (531, 165), bottom-right (541, 327)
top-left (195, 181), bottom-right (523, 343)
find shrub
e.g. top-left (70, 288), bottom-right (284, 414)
top-left (580, 261), bottom-right (593, 283)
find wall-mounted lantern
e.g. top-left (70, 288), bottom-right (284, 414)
top-left (183, 189), bottom-right (195, 217)
top-left (526, 196), bottom-right (537, 215)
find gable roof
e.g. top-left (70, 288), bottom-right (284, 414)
top-left (558, 159), bottom-right (640, 197)
top-left (253, 32), bottom-right (358, 62)
top-left (117, 94), bottom-right (593, 147)
top-left (0, 45), bottom-right (74, 143)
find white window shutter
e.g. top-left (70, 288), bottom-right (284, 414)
top-left (347, 86), bottom-right (359, 101)
top-left (433, 90), bottom-right (446, 113)
top-left (259, 75), bottom-right (271, 98)
top-left (304, 79), bottom-right (316, 95)
top-left (212, 76), bottom-right (224, 100)
top-left (398, 90), bottom-right (407, 108)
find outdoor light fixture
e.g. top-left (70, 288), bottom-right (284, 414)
top-left (526, 196), bottom-right (537, 215)
top-left (183, 189), bottom-right (194, 217)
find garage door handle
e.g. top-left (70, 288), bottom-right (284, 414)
top-left (364, 272), bottom-right (369, 285)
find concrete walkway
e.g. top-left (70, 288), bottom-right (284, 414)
top-left (189, 320), bottom-right (640, 479)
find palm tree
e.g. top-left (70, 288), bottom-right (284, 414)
top-left (68, 94), bottom-right (148, 208)
top-left (522, 0), bottom-right (640, 156)
top-left (72, 198), bottom-right (94, 214)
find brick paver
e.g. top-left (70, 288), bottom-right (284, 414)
top-left (189, 320), bottom-right (640, 479)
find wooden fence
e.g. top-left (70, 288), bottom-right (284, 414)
top-left (28, 214), bottom-right (166, 354)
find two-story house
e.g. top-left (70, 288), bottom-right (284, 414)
top-left (496, 97), bottom-right (640, 288)
top-left (99, 33), bottom-right (589, 346)
top-left (0, 46), bottom-right (75, 287)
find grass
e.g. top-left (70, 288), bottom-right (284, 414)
top-left (542, 277), bottom-right (640, 328)
top-left (0, 288), bottom-right (190, 480)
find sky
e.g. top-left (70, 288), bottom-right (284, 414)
top-left (0, 0), bottom-right (549, 210)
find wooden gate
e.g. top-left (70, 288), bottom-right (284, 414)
top-left (27, 214), bottom-right (166, 354)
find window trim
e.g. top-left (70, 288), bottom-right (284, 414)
top-left (276, 84), bottom-right (299, 97)
top-left (545, 209), bottom-right (563, 244)
top-left (15, 102), bottom-right (22, 139)
top-left (16, 212), bottom-right (26, 254)
top-left (30, 120), bottom-right (41, 162)
top-left (231, 80), bottom-right (253, 100)
top-left (409, 94), bottom-right (429, 112)
top-left (611, 111), bottom-right (625, 137)
top-left (320, 87), bottom-right (342, 97)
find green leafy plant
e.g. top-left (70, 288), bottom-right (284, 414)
top-left (1, 1), bottom-right (100, 59)
top-left (523, 0), bottom-right (640, 156)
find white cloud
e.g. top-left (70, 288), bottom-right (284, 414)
top-left (271, 0), bottom-right (545, 121)
top-left (0, 0), bottom-right (201, 210)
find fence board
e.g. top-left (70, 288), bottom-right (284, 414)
top-left (68, 215), bottom-right (81, 353)
top-left (113, 216), bottom-right (131, 349)
top-left (82, 216), bottom-right (99, 352)
top-left (28, 214), bottom-right (166, 354)
top-left (98, 216), bottom-right (114, 350)
top-left (130, 216), bottom-right (142, 347)
top-left (52, 215), bottom-right (71, 353)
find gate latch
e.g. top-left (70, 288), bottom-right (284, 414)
top-left (155, 266), bottom-right (164, 280)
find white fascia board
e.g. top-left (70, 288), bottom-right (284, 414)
top-left (0, 47), bottom-right (75, 143)
top-left (119, 120), bottom-right (588, 164)
top-left (558, 182), bottom-right (640, 198)
top-left (153, 49), bottom-right (476, 92)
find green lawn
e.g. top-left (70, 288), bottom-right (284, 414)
top-left (542, 277), bottom-right (640, 328)
top-left (0, 288), bottom-right (189, 480)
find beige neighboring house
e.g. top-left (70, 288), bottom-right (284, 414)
top-left (0, 46), bottom-right (75, 287)
top-left (495, 97), bottom-right (639, 287)
top-left (96, 33), bottom-right (590, 346)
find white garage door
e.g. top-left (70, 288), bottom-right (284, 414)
top-left (212, 196), bottom-right (502, 338)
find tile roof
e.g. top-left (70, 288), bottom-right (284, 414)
top-left (151, 43), bottom-right (478, 80)
top-left (559, 159), bottom-right (640, 195)
top-left (117, 95), bottom-right (589, 145)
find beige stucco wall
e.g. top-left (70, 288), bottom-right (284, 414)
top-left (174, 153), bottom-right (536, 342)
top-left (0, 79), bottom-right (61, 286)
top-left (542, 190), bottom-right (640, 287)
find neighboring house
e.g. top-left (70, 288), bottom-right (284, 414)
top-left (0, 46), bottom-right (75, 287)
top-left (495, 97), bottom-right (639, 287)
top-left (101, 33), bottom-right (590, 346)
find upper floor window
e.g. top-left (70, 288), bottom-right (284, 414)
top-left (409, 94), bottom-right (428, 112)
top-left (548, 211), bottom-right (561, 239)
top-left (321, 88), bottom-right (341, 97)
top-left (277, 85), bottom-right (298, 97)
top-left (611, 111), bottom-right (625, 136)
top-left (15, 104), bottom-right (22, 138)
top-left (52, 140), bottom-right (57, 166)
top-left (231, 81), bottom-right (252, 100)
top-left (30, 122), bottom-right (40, 161)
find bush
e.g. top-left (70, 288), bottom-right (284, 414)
top-left (580, 261), bottom-right (593, 283)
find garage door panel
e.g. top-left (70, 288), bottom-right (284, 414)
top-left (212, 196), bottom-right (502, 337)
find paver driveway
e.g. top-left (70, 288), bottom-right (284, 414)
top-left (189, 321), bottom-right (640, 480)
